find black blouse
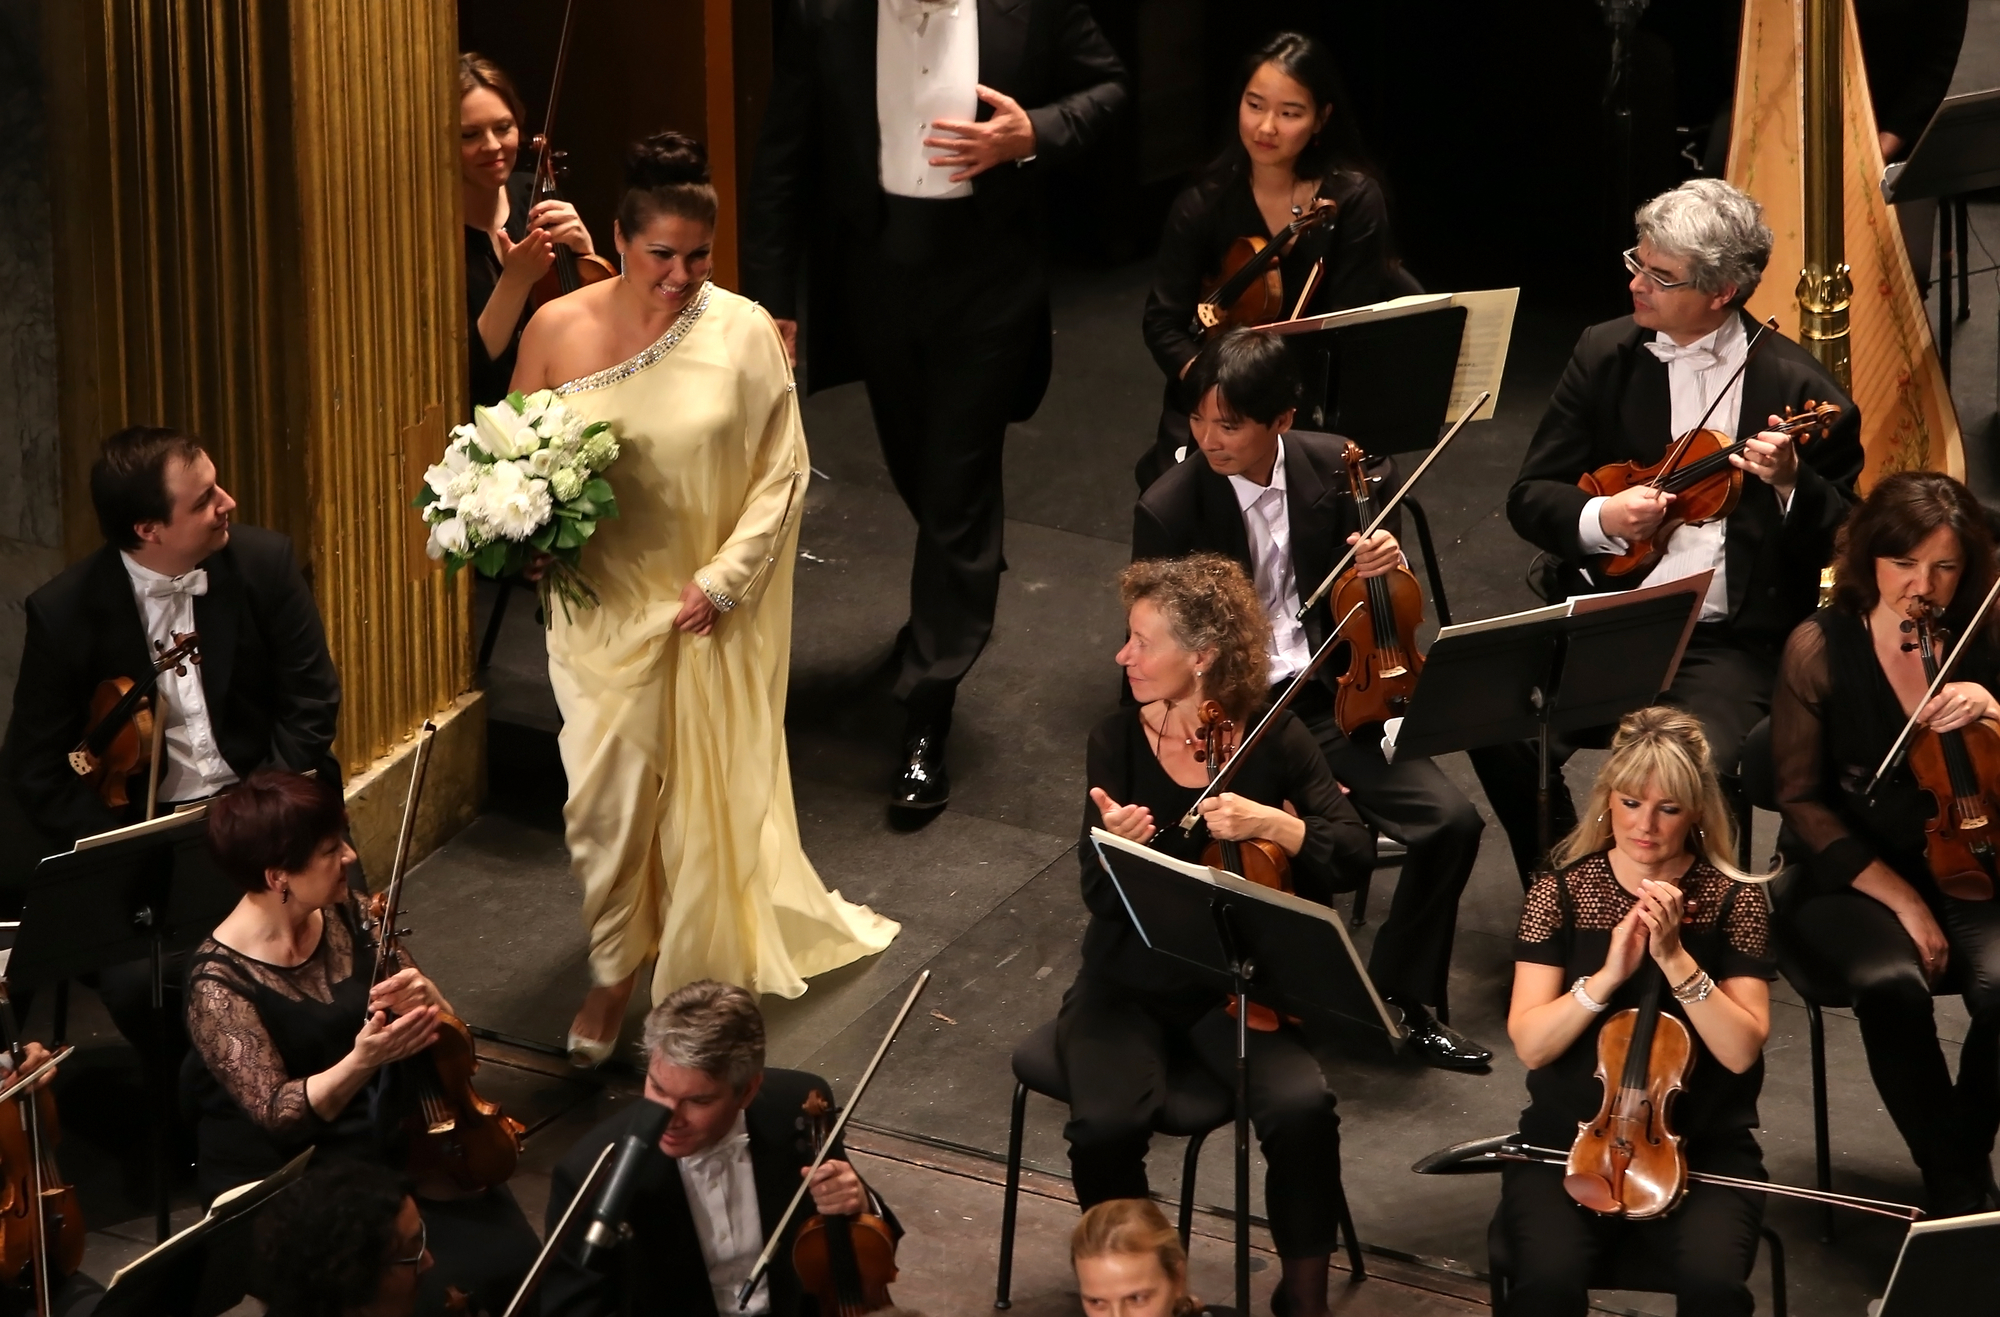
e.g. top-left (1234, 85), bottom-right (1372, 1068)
top-left (465, 171), bottom-right (536, 407)
top-left (1141, 166), bottom-right (1397, 387)
top-left (1773, 607), bottom-right (2000, 895)
top-left (1514, 855), bottom-right (1775, 1163)
top-left (1077, 705), bottom-right (1371, 1000)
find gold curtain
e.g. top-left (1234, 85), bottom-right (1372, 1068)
top-left (44, 0), bottom-right (472, 781)
top-left (1727, 0), bottom-right (1965, 486)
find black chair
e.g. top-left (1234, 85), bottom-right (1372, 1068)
top-left (995, 1020), bottom-right (1231, 1309)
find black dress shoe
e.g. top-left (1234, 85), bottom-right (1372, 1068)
top-left (1396, 1002), bottom-right (1493, 1071)
top-left (891, 714), bottom-right (951, 816)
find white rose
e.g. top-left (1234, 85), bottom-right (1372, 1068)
top-left (426, 515), bottom-right (469, 560)
top-left (527, 448), bottom-right (560, 478)
top-left (472, 397), bottom-right (538, 459)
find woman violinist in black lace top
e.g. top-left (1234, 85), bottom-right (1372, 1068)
top-left (1501, 707), bottom-right (1776, 1317)
top-left (1773, 471), bottom-right (2000, 1216)
top-left (186, 770), bottom-right (535, 1315)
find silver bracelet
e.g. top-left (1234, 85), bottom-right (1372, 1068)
top-left (1672, 971), bottom-right (1716, 1006)
top-left (1570, 977), bottom-right (1608, 1013)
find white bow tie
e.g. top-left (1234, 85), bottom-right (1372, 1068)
top-left (1644, 339), bottom-right (1720, 370)
top-left (684, 1128), bottom-right (750, 1172)
top-left (140, 569), bottom-right (208, 601)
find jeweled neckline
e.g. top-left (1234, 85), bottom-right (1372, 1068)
top-left (555, 282), bottom-right (713, 395)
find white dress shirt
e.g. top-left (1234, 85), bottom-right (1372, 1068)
top-left (877, 0), bottom-right (979, 199)
top-left (1229, 438), bottom-right (1312, 684)
top-left (120, 554), bottom-right (238, 803)
top-left (1577, 316), bottom-right (1779, 621)
top-left (677, 1112), bottom-right (769, 1316)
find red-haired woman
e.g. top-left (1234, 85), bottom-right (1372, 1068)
top-left (186, 769), bottom-right (535, 1315)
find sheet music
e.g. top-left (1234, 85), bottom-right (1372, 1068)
top-left (1265, 288), bottom-right (1520, 422)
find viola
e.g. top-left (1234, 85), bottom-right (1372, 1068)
top-left (1329, 441), bottom-right (1424, 734)
top-left (1190, 199), bottom-right (1338, 339)
top-left (0, 987), bottom-right (82, 1317)
top-left (1563, 963), bottom-right (1693, 1219)
top-left (1579, 400), bottom-right (1841, 580)
top-left (1902, 601), bottom-right (2000, 900)
top-left (1194, 701), bottom-right (1293, 1033)
top-left (526, 0), bottom-right (615, 307)
top-left (790, 1090), bottom-right (899, 1316)
top-left (367, 721), bottom-right (526, 1193)
top-left (66, 633), bottom-right (200, 812)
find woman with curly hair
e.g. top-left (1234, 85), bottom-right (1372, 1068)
top-left (255, 1160), bottom-right (429, 1317)
top-left (1061, 553), bottom-right (1370, 1317)
top-left (1072, 1198), bottom-right (1225, 1317)
top-left (1501, 706), bottom-right (1775, 1315)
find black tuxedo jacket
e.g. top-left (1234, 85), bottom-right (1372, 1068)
top-left (540, 1069), bottom-right (900, 1317)
top-left (741, 0), bottom-right (1125, 395)
top-left (0, 526), bottom-right (341, 848)
top-left (1506, 311), bottom-right (1863, 646)
top-left (1133, 431), bottom-right (1394, 697)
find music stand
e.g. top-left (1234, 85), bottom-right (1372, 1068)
top-left (1882, 88), bottom-right (2000, 378)
top-left (17, 805), bottom-right (237, 1241)
top-left (1389, 574), bottom-right (1708, 857)
top-left (94, 1148), bottom-right (312, 1317)
top-left (1092, 829), bottom-right (1402, 1314)
top-left (1876, 1209), bottom-right (2000, 1316)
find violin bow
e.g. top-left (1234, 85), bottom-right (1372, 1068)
top-left (1864, 573), bottom-right (2000, 798)
top-left (736, 970), bottom-right (931, 1310)
top-left (1470, 1141), bottom-right (1922, 1222)
top-left (1296, 391), bottom-right (1489, 620)
top-left (1647, 315), bottom-right (1778, 489)
top-left (535, 0), bottom-right (583, 187)
top-left (365, 719), bottom-right (438, 1014)
top-left (499, 1142), bottom-right (616, 1317)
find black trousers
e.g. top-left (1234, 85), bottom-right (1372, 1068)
top-left (1498, 1160), bottom-right (1764, 1317)
top-left (1473, 625), bottom-right (1775, 886)
top-left (1056, 976), bottom-right (1344, 1258)
top-left (1783, 880), bottom-right (2000, 1204)
top-left (849, 198), bottom-right (1043, 718)
top-left (1279, 678), bottom-right (1484, 1010)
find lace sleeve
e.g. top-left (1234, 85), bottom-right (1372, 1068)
top-left (1514, 872), bottom-right (1566, 965)
top-left (1772, 621), bottom-right (1878, 890)
top-left (185, 957), bottom-right (324, 1140)
top-left (1717, 883), bottom-right (1776, 980)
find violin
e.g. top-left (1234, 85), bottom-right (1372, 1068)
top-left (66, 633), bottom-right (200, 811)
top-left (1563, 964), bottom-right (1693, 1219)
top-left (1902, 601), bottom-right (2000, 901)
top-left (367, 721), bottom-right (525, 1193)
top-left (0, 986), bottom-right (82, 1316)
top-left (1330, 441), bottom-right (1424, 735)
top-left (1190, 199), bottom-right (1339, 339)
top-left (1194, 702), bottom-right (1294, 1034)
top-left (790, 1091), bottom-right (899, 1316)
top-left (1579, 400), bottom-right (1842, 580)
top-left (526, 0), bottom-right (615, 307)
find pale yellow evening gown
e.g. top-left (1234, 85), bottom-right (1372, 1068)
top-left (546, 283), bottom-right (898, 1002)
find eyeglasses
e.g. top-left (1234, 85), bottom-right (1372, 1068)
top-left (1622, 247), bottom-right (1695, 291)
top-left (391, 1219), bottom-right (427, 1268)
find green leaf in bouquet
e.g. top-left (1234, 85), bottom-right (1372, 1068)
top-left (413, 484), bottom-right (438, 509)
top-left (506, 389), bottom-right (527, 412)
top-left (598, 497), bottom-right (619, 520)
top-left (581, 421), bottom-right (610, 439)
top-left (574, 517), bottom-right (598, 542)
top-left (464, 442), bottom-right (493, 464)
top-left (474, 541), bottom-right (511, 578)
top-left (556, 519), bottom-right (583, 550)
top-left (582, 478), bottom-right (614, 505)
top-left (531, 523), bottom-right (559, 551)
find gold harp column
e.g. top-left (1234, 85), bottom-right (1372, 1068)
top-left (1796, 0), bottom-right (1852, 388)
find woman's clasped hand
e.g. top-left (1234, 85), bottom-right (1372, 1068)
top-left (353, 967), bottom-right (446, 1070)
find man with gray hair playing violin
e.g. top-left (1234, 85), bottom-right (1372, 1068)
top-left (540, 979), bottom-right (900, 1316)
top-left (1485, 177), bottom-right (1863, 884)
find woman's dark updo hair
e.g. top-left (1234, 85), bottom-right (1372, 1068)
top-left (616, 131), bottom-right (719, 237)
top-left (1832, 470), bottom-right (2000, 638)
top-left (1217, 31), bottom-right (1373, 185)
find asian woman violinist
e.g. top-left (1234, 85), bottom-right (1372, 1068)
top-left (1502, 707), bottom-right (1775, 1317)
top-left (458, 53), bottom-right (596, 406)
top-left (1136, 31), bottom-right (1403, 489)
top-left (183, 771), bottom-right (538, 1317)
top-left (1067, 554), bottom-right (1371, 1317)
top-left (1773, 471), bottom-right (2000, 1216)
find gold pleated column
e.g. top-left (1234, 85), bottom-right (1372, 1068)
top-left (43, 0), bottom-right (480, 870)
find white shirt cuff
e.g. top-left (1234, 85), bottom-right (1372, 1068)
top-left (1776, 486), bottom-right (1796, 518)
top-left (1578, 497), bottom-right (1629, 555)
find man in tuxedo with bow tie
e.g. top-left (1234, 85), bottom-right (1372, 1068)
top-left (743, 0), bottom-right (1125, 821)
top-left (1490, 178), bottom-right (1862, 880)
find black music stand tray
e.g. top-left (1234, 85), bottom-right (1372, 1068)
top-left (16, 807), bottom-right (238, 1242)
top-left (1092, 829), bottom-right (1403, 1314)
top-left (1390, 576), bottom-right (1707, 858)
top-left (1877, 1208), bottom-right (2000, 1316)
top-left (1882, 88), bottom-right (2000, 379)
top-left (94, 1148), bottom-right (312, 1317)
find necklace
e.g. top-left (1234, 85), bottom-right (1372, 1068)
top-left (1146, 703), bottom-right (1199, 759)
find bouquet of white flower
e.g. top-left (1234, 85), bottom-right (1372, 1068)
top-left (415, 389), bottom-right (622, 624)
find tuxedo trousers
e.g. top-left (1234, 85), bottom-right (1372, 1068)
top-left (1277, 677), bottom-right (1484, 1012)
top-left (847, 198), bottom-right (1044, 718)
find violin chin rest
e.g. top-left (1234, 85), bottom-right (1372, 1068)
top-left (1563, 1171), bottom-right (1623, 1215)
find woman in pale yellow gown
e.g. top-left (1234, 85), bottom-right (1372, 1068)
top-left (512, 131), bottom-right (897, 1065)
